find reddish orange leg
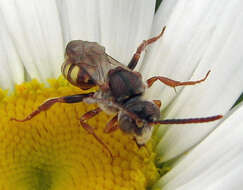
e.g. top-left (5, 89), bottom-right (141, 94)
top-left (11, 93), bottom-right (95, 122)
top-left (128, 26), bottom-right (166, 70)
top-left (104, 115), bottom-right (119, 133)
top-left (153, 100), bottom-right (161, 108)
top-left (147, 71), bottom-right (211, 90)
top-left (80, 108), bottom-right (114, 161)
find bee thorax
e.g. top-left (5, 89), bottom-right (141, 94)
top-left (94, 91), bottom-right (118, 115)
top-left (108, 67), bottom-right (145, 103)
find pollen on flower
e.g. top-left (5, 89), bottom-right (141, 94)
top-left (0, 76), bottom-right (159, 190)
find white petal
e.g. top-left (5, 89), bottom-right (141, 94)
top-left (140, 0), bottom-right (243, 161)
top-left (0, 0), bottom-right (156, 89)
top-left (59, 0), bottom-right (155, 64)
top-left (153, 103), bottom-right (243, 190)
top-left (98, 0), bottom-right (156, 65)
top-left (58, 0), bottom-right (156, 65)
top-left (0, 0), bottom-right (64, 82)
top-left (0, 16), bottom-right (24, 89)
top-left (56, 0), bottom-right (101, 43)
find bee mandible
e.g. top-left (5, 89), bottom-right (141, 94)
top-left (12, 27), bottom-right (222, 160)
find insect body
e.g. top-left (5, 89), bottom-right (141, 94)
top-left (12, 27), bottom-right (222, 159)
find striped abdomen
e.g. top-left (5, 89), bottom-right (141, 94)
top-left (61, 61), bottom-right (96, 90)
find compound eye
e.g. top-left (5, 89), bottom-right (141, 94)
top-left (118, 113), bottom-right (136, 134)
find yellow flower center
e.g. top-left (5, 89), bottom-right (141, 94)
top-left (0, 77), bottom-right (159, 190)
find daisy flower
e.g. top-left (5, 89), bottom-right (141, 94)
top-left (0, 0), bottom-right (243, 189)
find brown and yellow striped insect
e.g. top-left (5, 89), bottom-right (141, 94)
top-left (12, 27), bottom-right (222, 160)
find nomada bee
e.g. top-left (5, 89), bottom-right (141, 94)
top-left (12, 27), bottom-right (222, 160)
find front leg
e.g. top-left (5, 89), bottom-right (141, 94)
top-left (11, 92), bottom-right (94, 122)
top-left (104, 114), bottom-right (119, 133)
top-left (79, 108), bottom-right (114, 161)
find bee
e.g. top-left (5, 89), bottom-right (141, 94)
top-left (12, 27), bottom-right (222, 159)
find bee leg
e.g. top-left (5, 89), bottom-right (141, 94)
top-left (147, 71), bottom-right (210, 89)
top-left (128, 26), bottom-right (166, 70)
top-left (104, 114), bottom-right (119, 133)
top-left (80, 108), bottom-right (114, 162)
top-left (11, 92), bottom-right (94, 122)
top-left (152, 100), bottom-right (161, 108)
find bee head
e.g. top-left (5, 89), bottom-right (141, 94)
top-left (118, 98), bottom-right (160, 145)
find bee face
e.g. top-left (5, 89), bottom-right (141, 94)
top-left (134, 127), bottom-right (153, 145)
top-left (118, 98), bottom-right (160, 145)
top-left (118, 112), bottom-right (154, 145)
